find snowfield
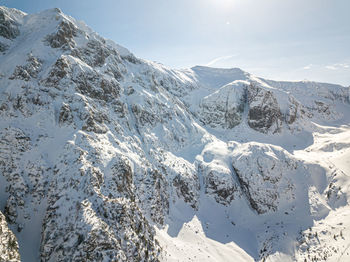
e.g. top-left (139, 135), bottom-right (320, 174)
top-left (0, 6), bottom-right (350, 262)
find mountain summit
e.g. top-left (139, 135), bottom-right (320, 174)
top-left (1, 6), bottom-right (350, 262)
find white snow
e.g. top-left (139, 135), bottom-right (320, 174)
top-left (156, 215), bottom-right (254, 262)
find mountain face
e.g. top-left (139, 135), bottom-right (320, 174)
top-left (0, 6), bottom-right (350, 262)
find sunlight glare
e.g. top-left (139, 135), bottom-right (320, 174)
top-left (210, 0), bottom-right (237, 9)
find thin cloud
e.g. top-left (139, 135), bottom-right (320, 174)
top-left (303, 64), bottom-right (312, 70)
top-left (325, 65), bottom-right (337, 70)
top-left (205, 55), bottom-right (237, 67)
top-left (325, 63), bottom-right (349, 70)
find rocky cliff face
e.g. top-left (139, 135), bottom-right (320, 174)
top-left (247, 82), bottom-right (283, 133)
top-left (198, 80), bottom-right (247, 129)
top-left (1, 6), bottom-right (350, 262)
top-left (231, 142), bottom-right (301, 214)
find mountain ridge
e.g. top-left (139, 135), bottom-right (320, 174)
top-left (1, 6), bottom-right (350, 262)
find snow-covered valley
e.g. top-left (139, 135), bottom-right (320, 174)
top-left (0, 6), bottom-right (350, 262)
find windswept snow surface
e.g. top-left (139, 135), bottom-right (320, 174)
top-left (1, 6), bottom-right (350, 262)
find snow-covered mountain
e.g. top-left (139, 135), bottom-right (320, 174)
top-left (1, 6), bottom-right (350, 262)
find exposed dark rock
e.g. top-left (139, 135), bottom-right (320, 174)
top-left (231, 144), bottom-right (298, 214)
top-left (285, 96), bottom-right (304, 125)
top-left (0, 211), bottom-right (21, 261)
top-left (138, 169), bottom-right (169, 225)
top-left (38, 148), bottom-right (161, 262)
top-left (111, 158), bottom-right (134, 199)
top-left (204, 170), bottom-right (237, 205)
top-left (173, 174), bottom-right (199, 209)
top-left (248, 83), bottom-right (283, 133)
top-left (200, 101), bottom-right (244, 129)
top-left (9, 54), bottom-right (42, 81)
top-left (82, 115), bottom-right (108, 134)
top-left (0, 128), bottom-right (31, 225)
top-left (126, 86), bottom-right (135, 95)
top-left (45, 20), bottom-right (77, 49)
top-left (75, 72), bottom-right (120, 102)
top-left (199, 82), bottom-right (246, 129)
top-left (58, 103), bottom-right (73, 126)
top-left (0, 41), bottom-right (8, 52)
top-left (314, 101), bottom-right (331, 115)
top-left (131, 104), bottom-right (157, 127)
top-left (71, 39), bottom-right (117, 67)
top-left (122, 54), bottom-right (140, 64)
top-left (232, 165), bottom-right (272, 214)
top-left (43, 56), bottom-right (70, 87)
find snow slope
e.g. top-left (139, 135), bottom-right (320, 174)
top-left (0, 6), bottom-right (350, 262)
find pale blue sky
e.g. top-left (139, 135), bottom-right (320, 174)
top-left (2, 0), bottom-right (350, 86)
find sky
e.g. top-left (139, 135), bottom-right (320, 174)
top-left (2, 0), bottom-right (350, 86)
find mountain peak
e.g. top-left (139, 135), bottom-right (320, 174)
top-left (0, 5), bottom-right (26, 17)
top-left (191, 65), bottom-right (248, 79)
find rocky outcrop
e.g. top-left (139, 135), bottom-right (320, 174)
top-left (38, 143), bottom-right (161, 261)
top-left (199, 81), bottom-right (246, 129)
top-left (41, 196), bottom-right (160, 262)
top-left (45, 20), bottom-right (78, 50)
top-left (0, 6), bottom-right (21, 39)
top-left (58, 103), bottom-right (74, 126)
top-left (203, 169), bottom-right (238, 205)
top-left (173, 173), bottom-right (200, 209)
top-left (231, 143), bottom-right (299, 214)
top-left (138, 169), bottom-right (169, 225)
top-left (9, 54), bottom-right (42, 81)
top-left (74, 72), bottom-right (121, 102)
top-left (0, 127), bottom-right (31, 224)
top-left (247, 82), bottom-right (283, 133)
top-left (43, 56), bottom-right (70, 87)
top-left (263, 79), bottom-right (350, 122)
top-left (0, 42), bottom-right (8, 52)
top-left (193, 76), bottom-right (317, 133)
top-left (0, 211), bottom-right (21, 262)
top-left (71, 39), bottom-right (118, 68)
